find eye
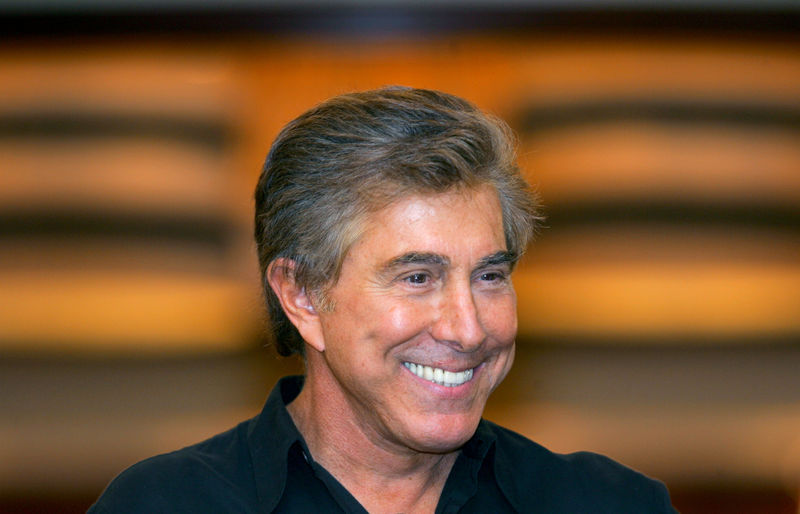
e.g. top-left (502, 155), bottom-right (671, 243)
top-left (404, 273), bottom-right (429, 285)
top-left (477, 271), bottom-right (507, 284)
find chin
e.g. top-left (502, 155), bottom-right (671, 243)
top-left (406, 413), bottom-right (481, 454)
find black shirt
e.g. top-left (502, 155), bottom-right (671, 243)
top-left (89, 376), bottom-right (675, 513)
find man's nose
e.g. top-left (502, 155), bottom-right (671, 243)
top-left (431, 281), bottom-right (486, 351)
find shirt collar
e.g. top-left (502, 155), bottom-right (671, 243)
top-left (463, 419), bottom-right (497, 461)
top-left (247, 375), bottom-right (307, 512)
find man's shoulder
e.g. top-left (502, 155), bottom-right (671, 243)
top-left (481, 420), bottom-right (676, 513)
top-left (89, 419), bottom-right (258, 514)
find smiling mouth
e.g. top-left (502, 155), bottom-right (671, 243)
top-left (403, 362), bottom-right (475, 387)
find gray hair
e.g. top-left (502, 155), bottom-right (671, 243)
top-left (254, 86), bottom-right (541, 357)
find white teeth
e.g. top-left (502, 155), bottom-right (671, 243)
top-left (403, 362), bottom-right (474, 387)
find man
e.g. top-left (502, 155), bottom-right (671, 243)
top-left (90, 87), bottom-right (675, 513)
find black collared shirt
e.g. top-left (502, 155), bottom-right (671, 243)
top-left (90, 376), bottom-right (675, 513)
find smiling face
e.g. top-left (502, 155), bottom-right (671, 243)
top-left (309, 185), bottom-right (517, 455)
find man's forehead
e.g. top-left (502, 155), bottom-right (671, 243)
top-left (365, 186), bottom-right (503, 228)
top-left (344, 186), bottom-right (507, 266)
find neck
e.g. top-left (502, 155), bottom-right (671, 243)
top-left (288, 357), bottom-right (459, 514)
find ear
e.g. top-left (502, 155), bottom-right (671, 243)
top-left (266, 258), bottom-right (326, 353)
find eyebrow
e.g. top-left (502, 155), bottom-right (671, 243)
top-left (381, 250), bottom-right (518, 273)
top-left (476, 251), bottom-right (518, 269)
top-left (383, 252), bottom-right (450, 271)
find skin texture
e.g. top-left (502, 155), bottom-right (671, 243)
top-left (268, 185), bottom-right (517, 513)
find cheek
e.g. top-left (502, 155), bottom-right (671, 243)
top-left (481, 294), bottom-right (518, 342)
top-left (496, 343), bottom-right (516, 386)
top-left (383, 300), bottom-right (433, 340)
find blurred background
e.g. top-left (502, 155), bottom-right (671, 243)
top-left (1, 1), bottom-right (799, 513)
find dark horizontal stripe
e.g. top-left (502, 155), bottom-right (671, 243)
top-left (503, 336), bottom-right (800, 406)
top-left (543, 201), bottom-right (800, 232)
top-left (518, 99), bottom-right (800, 134)
top-left (0, 112), bottom-right (233, 150)
top-left (0, 210), bottom-right (237, 251)
top-left (0, 348), bottom-right (301, 423)
top-left (0, 7), bottom-right (798, 39)
top-left (516, 333), bottom-right (800, 350)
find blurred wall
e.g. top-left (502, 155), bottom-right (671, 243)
top-left (0, 5), bottom-right (799, 513)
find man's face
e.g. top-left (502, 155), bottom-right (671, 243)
top-left (313, 185), bottom-right (517, 455)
